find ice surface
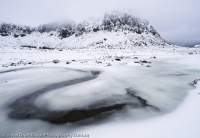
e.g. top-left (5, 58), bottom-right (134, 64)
top-left (0, 52), bottom-right (200, 137)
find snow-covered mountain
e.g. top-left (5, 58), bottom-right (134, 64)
top-left (0, 12), bottom-right (169, 48)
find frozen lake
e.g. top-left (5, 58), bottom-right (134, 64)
top-left (0, 58), bottom-right (199, 137)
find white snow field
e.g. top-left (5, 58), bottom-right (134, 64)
top-left (0, 32), bottom-right (200, 138)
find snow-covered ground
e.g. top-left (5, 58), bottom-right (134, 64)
top-left (0, 36), bottom-right (200, 138)
top-left (0, 30), bottom-right (167, 49)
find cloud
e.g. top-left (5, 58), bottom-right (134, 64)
top-left (0, 0), bottom-right (199, 42)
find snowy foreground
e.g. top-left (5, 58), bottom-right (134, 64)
top-left (0, 46), bottom-right (200, 138)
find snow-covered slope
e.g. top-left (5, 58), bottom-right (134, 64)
top-left (0, 31), bottom-right (168, 48)
top-left (0, 12), bottom-right (169, 49)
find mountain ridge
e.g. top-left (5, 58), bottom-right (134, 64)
top-left (0, 12), bottom-right (170, 48)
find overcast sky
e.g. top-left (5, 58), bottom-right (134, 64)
top-left (0, 0), bottom-right (199, 43)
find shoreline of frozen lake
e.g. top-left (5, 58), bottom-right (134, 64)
top-left (0, 46), bottom-right (200, 138)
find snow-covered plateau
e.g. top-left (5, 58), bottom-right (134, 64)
top-left (0, 14), bottom-right (200, 138)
